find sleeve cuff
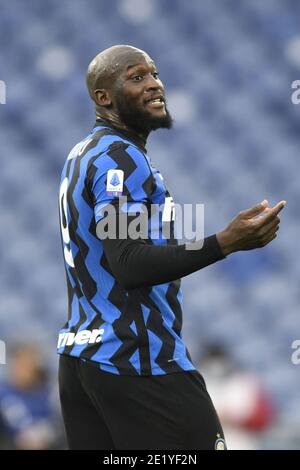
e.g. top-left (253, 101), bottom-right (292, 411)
top-left (205, 234), bottom-right (227, 260)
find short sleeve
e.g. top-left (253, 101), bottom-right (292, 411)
top-left (88, 142), bottom-right (154, 224)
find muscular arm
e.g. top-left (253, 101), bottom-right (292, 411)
top-left (102, 231), bottom-right (225, 290)
top-left (98, 199), bottom-right (286, 290)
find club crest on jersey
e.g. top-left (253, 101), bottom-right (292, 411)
top-left (215, 435), bottom-right (227, 450)
top-left (106, 169), bottom-right (124, 196)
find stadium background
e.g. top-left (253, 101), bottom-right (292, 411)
top-left (0, 0), bottom-right (299, 449)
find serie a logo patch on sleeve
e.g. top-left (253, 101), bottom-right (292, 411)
top-left (106, 169), bottom-right (124, 197)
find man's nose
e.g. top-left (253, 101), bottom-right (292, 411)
top-left (144, 73), bottom-right (161, 91)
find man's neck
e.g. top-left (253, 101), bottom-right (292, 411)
top-left (95, 113), bottom-right (148, 152)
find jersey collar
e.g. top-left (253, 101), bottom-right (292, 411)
top-left (94, 118), bottom-right (147, 154)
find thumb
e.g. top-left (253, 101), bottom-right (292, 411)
top-left (239, 199), bottom-right (269, 219)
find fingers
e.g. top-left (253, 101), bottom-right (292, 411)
top-left (256, 216), bottom-right (280, 237)
top-left (266, 200), bottom-right (287, 217)
top-left (239, 200), bottom-right (269, 219)
top-left (255, 215), bottom-right (281, 246)
top-left (255, 200), bottom-right (287, 227)
top-left (260, 232), bottom-right (277, 247)
top-left (260, 223), bottom-right (280, 244)
top-left (226, 199), bottom-right (285, 253)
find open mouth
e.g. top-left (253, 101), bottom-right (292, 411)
top-left (145, 97), bottom-right (165, 109)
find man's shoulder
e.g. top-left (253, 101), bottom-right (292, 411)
top-left (67, 126), bottom-right (144, 165)
top-left (90, 126), bottom-right (144, 158)
top-left (86, 127), bottom-right (151, 175)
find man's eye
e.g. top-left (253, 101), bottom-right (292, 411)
top-left (153, 72), bottom-right (160, 79)
top-left (132, 75), bottom-right (143, 81)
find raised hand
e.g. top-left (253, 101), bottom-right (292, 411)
top-left (216, 200), bottom-right (287, 256)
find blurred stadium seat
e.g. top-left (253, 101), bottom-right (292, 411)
top-left (0, 0), bottom-right (300, 448)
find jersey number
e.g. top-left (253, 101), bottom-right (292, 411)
top-left (59, 177), bottom-right (75, 267)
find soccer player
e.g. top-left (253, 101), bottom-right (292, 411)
top-left (57, 45), bottom-right (285, 450)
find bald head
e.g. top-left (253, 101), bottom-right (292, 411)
top-left (85, 44), bottom-right (172, 137)
top-left (86, 45), bottom-right (152, 102)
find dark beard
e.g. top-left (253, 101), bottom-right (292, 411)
top-left (115, 92), bottom-right (173, 134)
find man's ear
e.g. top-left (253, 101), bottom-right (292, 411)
top-left (94, 89), bottom-right (112, 107)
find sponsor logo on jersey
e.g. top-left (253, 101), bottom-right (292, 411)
top-left (106, 169), bottom-right (124, 196)
top-left (57, 329), bottom-right (104, 348)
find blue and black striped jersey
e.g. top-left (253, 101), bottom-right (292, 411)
top-left (57, 122), bottom-right (196, 375)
